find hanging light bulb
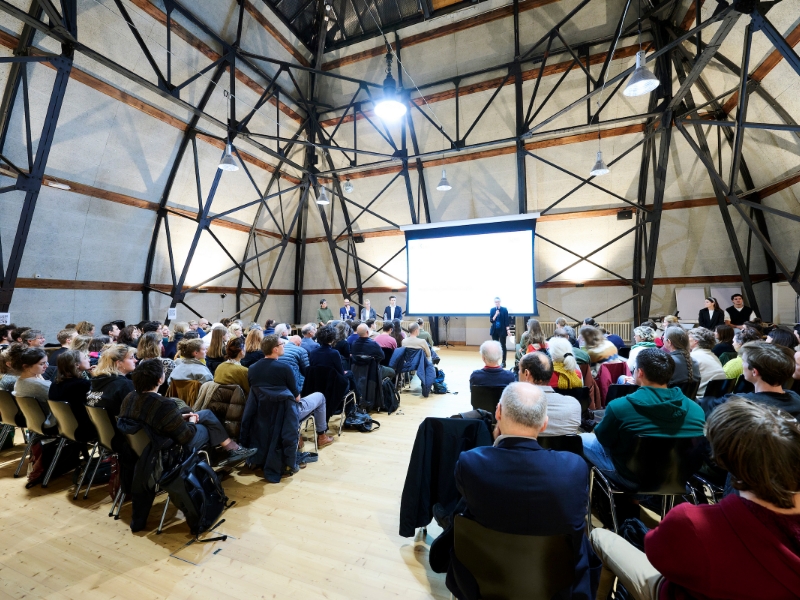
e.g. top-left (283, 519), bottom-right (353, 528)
top-left (316, 186), bottom-right (330, 205)
top-left (436, 169), bottom-right (452, 191)
top-left (343, 178), bottom-right (354, 194)
top-left (374, 52), bottom-right (407, 122)
top-left (624, 51), bottom-right (660, 97)
top-left (218, 141), bottom-right (238, 171)
top-left (590, 151), bottom-right (609, 177)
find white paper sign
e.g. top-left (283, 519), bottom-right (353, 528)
top-left (167, 307), bottom-right (177, 320)
top-left (0, 313), bottom-right (9, 325)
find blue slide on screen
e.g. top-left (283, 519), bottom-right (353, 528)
top-left (401, 214), bottom-right (539, 316)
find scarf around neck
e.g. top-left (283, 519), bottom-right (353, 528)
top-left (553, 362), bottom-right (582, 389)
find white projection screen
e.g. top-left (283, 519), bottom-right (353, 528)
top-left (402, 214), bottom-right (539, 316)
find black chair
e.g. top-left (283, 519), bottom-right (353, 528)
top-left (85, 405), bottom-right (119, 504)
top-left (537, 434), bottom-right (584, 458)
top-left (381, 347), bottom-right (393, 367)
top-left (669, 378), bottom-right (700, 400)
top-left (0, 390), bottom-right (30, 477)
top-left (718, 351), bottom-right (737, 366)
top-left (733, 377), bottom-right (754, 394)
top-left (589, 435), bottom-right (705, 533)
top-left (15, 396), bottom-right (62, 487)
top-left (469, 386), bottom-right (505, 413)
top-left (605, 384), bottom-right (639, 404)
top-left (48, 400), bottom-right (98, 499)
top-left (702, 378), bottom-right (736, 399)
top-left (301, 366), bottom-right (355, 436)
top-left (452, 515), bottom-right (575, 600)
top-left (124, 429), bottom-right (171, 533)
top-left (618, 347), bottom-right (631, 359)
top-left (559, 387), bottom-right (591, 414)
top-left (690, 473), bottom-right (724, 505)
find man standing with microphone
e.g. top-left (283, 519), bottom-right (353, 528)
top-left (490, 297), bottom-right (510, 368)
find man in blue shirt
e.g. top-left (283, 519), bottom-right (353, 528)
top-left (339, 298), bottom-right (356, 320)
top-left (300, 323), bottom-right (320, 353)
top-left (469, 340), bottom-right (515, 388)
top-left (489, 297), bottom-right (510, 368)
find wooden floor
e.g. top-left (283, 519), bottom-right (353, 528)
top-left (0, 346), bottom-right (487, 600)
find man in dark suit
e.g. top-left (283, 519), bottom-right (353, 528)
top-left (383, 295), bottom-right (403, 321)
top-left (489, 297), bottom-right (510, 368)
top-left (339, 298), bottom-right (356, 320)
top-left (448, 383), bottom-right (594, 599)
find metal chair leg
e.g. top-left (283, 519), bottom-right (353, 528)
top-left (42, 438), bottom-right (66, 488)
top-left (587, 469), bottom-right (595, 533)
top-left (109, 487), bottom-right (123, 517)
top-left (73, 442), bottom-right (98, 500)
top-left (157, 495), bottom-right (170, 534)
top-left (609, 492), bottom-right (619, 534)
top-left (308, 416), bottom-right (318, 454)
top-left (113, 492), bottom-right (126, 519)
top-left (0, 424), bottom-right (11, 448)
top-left (84, 449), bottom-right (107, 499)
top-left (14, 434), bottom-right (34, 478)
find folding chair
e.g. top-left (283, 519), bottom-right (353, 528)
top-left (48, 400), bottom-right (98, 499)
top-left (124, 429), bottom-right (171, 533)
top-left (702, 378), bottom-right (736, 400)
top-left (559, 387), bottom-right (592, 414)
top-left (469, 386), bottom-right (505, 413)
top-left (0, 390), bottom-right (30, 477)
top-left (604, 384), bottom-right (639, 404)
top-left (14, 396), bottom-right (62, 487)
top-left (84, 405), bottom-right (119, 502)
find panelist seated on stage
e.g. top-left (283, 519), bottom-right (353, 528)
top-left (351, 324), bottom-right (395, 380)
top-left (360, 299), bottom-right (377, 321)
top-left (383, 295), bottom-right (403, 321)
top-left (339, 298), bottom-right (356, 320)
top-left (447, 383), bottom-right (594, 599)
top-left (518, 351), bottom-right (581, 436)
top-left (401, 323), bottom-right (431, 358)
top-left (469, 340), bottom-right (514, 388)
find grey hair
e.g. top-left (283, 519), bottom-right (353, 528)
top-left (300, 323), bottom-right (316, 336)
top-left (480, 340), bottom-right (503, 365)
top-left (408, 322), bottom-right (420, 334)
top-left (274, 323), bottom-right (289, 337)
top-left (500, 383), bottom-right (547, 429)
top-left (547, 336), bottom-right (577, 372)
top-left (689, 327), bottom-right (715, 350)
top-left (634, 326), bottom-right (655, 342)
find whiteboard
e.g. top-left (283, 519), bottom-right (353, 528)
top-left (675, 288), bottom-right (707, 323)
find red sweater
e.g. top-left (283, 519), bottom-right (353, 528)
top-left (645, 494), bottom-right (800, 599)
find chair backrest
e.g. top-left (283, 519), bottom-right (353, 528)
top-left (399, 347), bottom-right (422, 373)
top-left (0, 389), bottom-right (24, 427)
top-left (453, 515), bottom-right (575, 600)
top-left (381, 347), bottom-right (393, 367)
top-left (703, 378), bottom-right (736, 399)
top-left (624, 435), bottom-right (706, 494)
top-left (618, 347), bottom-right (631, 359)
top-left (47, 400), bottom-right (82, 442)
top-left (470, 386), bottom-right (505, 413)
top-left (669, 378), bottom-right (700, 400)
top-left (167, 379), bottom-right (202, 406)
top-left (537, 435), bottom-right (584, 458)
top-left (14, 396), bottom-right (49, 436)
top-left (733, 377), bottom-right (754, 394)
top-left (605, 384), bottom-right (639, 404)
top-left (85, 405), bottom-right (117, 452)
top-left (719, 351), bottom-right (738, 366)
top-left (558, 387), bottom-right (591, 413)
top-left (125, 428), bottom-right (150, 457)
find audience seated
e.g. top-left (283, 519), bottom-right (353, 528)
top-left (590, 398), bottom-right (800, 600)
top-left (723, 327), bottom-right (762, 380)
top-left (581, 325), bottom-right (624, 376)
top-left (518, 352), bottom-right (581, 436)
top-left (416, 319), bottom-right (434, 347)
top-left (137, 332), bottom-right (175, 382)
top-left (169, 338), bottom-right (212, 384)
top-left (248, 335), bottom-right (333, 449)
top-left (374, 323), bottom-right (398, 350)
top-left (712, 324), bottom-right (736, 358)
top-left (86, 343), bottom-right (137, 418)
top-left (0, 343), bottom-right (22, 392)
top-left (117, 325), bottom-right (140, 348)
top-left (47, 328), bottom-right (77, 366)
top-left (702, 341), bottom-right (800, 419)
top-left (580, 349), bottom-right (705, 490)
top-left (213, 338), bottom-right (250, 396)
top-left (75, 321), bottom-right (95, 336)
top-left (308, 326), bottom-right (347, 374)
top-left (204, 327), bottom-right (228, 374)
top-left (469, 341), bottom-right (514, 388)
top-left (688, 328), bottom-right (727, 397)
top-left (390, 319), bottom-right (405, 347)
top-left (661, 327), bottom-right (700, 386)
top-left (626, 326), bottom-right (657, 372)
top-left (346, 322), bottom-right (361, 346)
top-left (351, 324), bottom-right (396, 380)
top-left (47, 350), bottom-right (94, 441)
top-left (447, 383), bottom-right (594, 599)
top-left (120, 359), bottom-right (255, 464)
top-left (401, 323), bottom-right (431, 358)
top-left (546, 336), bottom-right (583, 389)
top-left (242, 328), bottom-right (265, 367)
top-left (766, 326), bottom-right (797, 350)
top-left (333, 322), bottom-right (351, 362)
top-left (553, 328), bottom-right (589, 364)
top-left (300, 323), bottom-right (320, 353)
top-left (274, 324), bottom-right (309, 390)
top-left (12, 347), bottom-right (53, 418)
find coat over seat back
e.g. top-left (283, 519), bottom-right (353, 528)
top-left (351, 355), bottom-right (382, 410)
top-left (239, 386), bottom-right (299, 483)
top-left (167, 379), bottom-right (202, 407)
top-left (302, 366), bottom-right (349, 417)
top-left (194, 382), bottom-right (246, 440)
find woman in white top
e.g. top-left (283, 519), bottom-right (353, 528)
top-left (688, 328), bottom-right (727, 398)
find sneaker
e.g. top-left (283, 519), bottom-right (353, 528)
top-left (222, 446), bottom-right (257, 466)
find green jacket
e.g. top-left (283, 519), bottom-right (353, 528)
top-left (595, 385), bottom-right (705, 482)
top-left (573, 347), bottom-right (590, 365)
top-left (317, 307), bottom-right (334, 324)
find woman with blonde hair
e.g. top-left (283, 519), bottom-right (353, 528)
top-left (581, 325), bottom-right (622, 375)
top-left (547, 336), bottom-right (583, 389)
top-left (86, 343), bottom-right (136, 417)
top-left (75, 321), bottom-right (95, 336)
top-left (70, 334), bottom-right (94, 354)
top-left (241, 328), bottom-right (264, 367)
top-left (205, 327), bottom-right (228, 375)
top-left (163, 321), bottom-right (187, 359)
top-left (137, 331), bottom-right (175, 382)
top-left (228, 322), bottom-right (244, 343)
top-left (169, 338), bottom-right (212, 384)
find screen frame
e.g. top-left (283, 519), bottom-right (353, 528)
top-left (403, 215), bottom-right (539, 317)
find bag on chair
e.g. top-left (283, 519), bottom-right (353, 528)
top-left (159, 448), bottom-right (231, 538)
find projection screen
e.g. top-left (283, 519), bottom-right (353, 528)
top-left (402, 214), bottom-right (539, 316)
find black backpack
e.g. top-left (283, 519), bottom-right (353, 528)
top-left (381, 377), bottom-right (400, 413)
top-left (159, 449), bottom-right (232, 540)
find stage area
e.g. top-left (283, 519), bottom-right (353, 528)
top-left (0, 346), bottom-right (486, 600)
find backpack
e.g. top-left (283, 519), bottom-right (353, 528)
top-left (381, 377), bottom-right (400, 413)
top-left (344, 408), bottom-right (381, 432)
top-left (432, 368), bottom-right (448, 394)
top-left (159, 449), bottom-right (232, 540)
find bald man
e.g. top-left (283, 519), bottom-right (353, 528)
top-left (351, 323), bottom-right (395, 380)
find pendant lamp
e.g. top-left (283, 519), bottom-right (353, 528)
top-left (374, 52), bottom-right (407, 122)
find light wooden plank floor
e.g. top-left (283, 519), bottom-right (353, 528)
top-left (0, 346), bottom-right (487, 600)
